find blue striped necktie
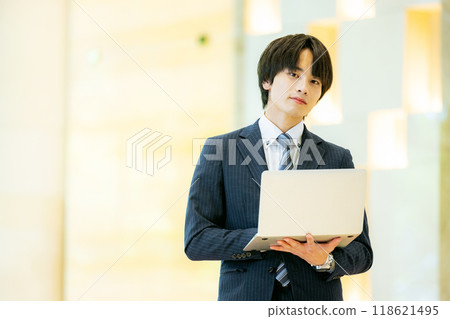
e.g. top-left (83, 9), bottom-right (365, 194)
top-left (275, 133), bottom-right (295, 287)
top-left (277, 133), bottom-right (294, 170)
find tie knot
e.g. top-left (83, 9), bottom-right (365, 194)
top-left (277, 133), bottom-right (294, 150)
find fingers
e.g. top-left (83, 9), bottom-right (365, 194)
top-left (271, 235), bottom-right (315, 252)
top-left (284, 237), bottom-right (301, 247)
top-left (331, 236), bottom-right (342, 245)
top-left (270, 244), bottom-right (283, 251)
top-left (270, 244), bottom-right (289, 254)
top-left (305, 234), bottom-right (341, 255)
top-left (306, 233), bottom-right (315, 245)
top-left (270, 242), bottom-right (283, 251)
top-left (270, 238), bottom-right (299, 252)
top-left (323, 237), bottom-right (342, 251)
top-left (270, 235), bottom-right (342, 256)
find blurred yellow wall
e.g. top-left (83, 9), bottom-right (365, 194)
top-left (64, 0), bottom-right (235, 300)
top-left (0, 0), bottom-right (66, 300)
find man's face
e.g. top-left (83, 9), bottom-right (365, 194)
top-left (263, 49), bottom-right (322, 121)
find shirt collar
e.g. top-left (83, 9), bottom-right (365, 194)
top-left (259, 113), bottom-right (304, 148)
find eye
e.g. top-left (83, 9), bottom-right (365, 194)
top-left (288, 71), bottom-right (299, 78)
top-left (311, 79), bottom-right (321, 86)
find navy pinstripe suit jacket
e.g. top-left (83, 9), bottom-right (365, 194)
top-left (184, 120), bottom-right (373, 301)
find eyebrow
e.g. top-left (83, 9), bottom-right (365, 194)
top-left (287, 67), bottom-right (321, 80)
top-left (288, 66), bottom-right (303, 72)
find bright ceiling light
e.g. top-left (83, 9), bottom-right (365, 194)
top-left (244, 0), bottom-right (282, 35)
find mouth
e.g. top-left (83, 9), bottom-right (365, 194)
top-left (290, 97), bottom-right (307, 105)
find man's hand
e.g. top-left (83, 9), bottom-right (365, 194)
top-left (270, 233), bottom-right (341, 266)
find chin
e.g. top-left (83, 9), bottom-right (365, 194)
top-left (287, 111), bottom-right (305, 121)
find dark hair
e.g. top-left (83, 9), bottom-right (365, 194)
top-left (257, 34), bottom-right (333, 108)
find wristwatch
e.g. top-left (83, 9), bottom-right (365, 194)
top-left (312, 253), bottom-right (335, 272)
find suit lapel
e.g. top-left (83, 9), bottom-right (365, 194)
top-left (296, 125), bottom-right (326, 170)
top-left (237, 120), bottom-right (268, 185)
top-left (236, 122), bottom-right (325, 181)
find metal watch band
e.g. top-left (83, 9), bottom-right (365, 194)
top-left (312, 253), bottom-right (334, 272)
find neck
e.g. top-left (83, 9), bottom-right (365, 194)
top-left (264, 110), bottom-right (303, 133)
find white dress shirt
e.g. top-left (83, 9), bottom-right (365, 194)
top-left (258, 114), bottom-right (304, 170)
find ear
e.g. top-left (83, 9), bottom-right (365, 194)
top-left (262, 81), bottom-right (271, 90)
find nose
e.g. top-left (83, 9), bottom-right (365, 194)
top-left (295, 76), bottom-right (307, 95)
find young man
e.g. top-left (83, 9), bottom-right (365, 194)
top-left (184, 34), bottom-right (373, 301)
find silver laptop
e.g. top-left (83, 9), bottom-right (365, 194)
top-left (243, 169), bottom-right (366, 251)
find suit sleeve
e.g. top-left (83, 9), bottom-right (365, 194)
top-left (326, 149), bottom-right (373, 281)
top-left (184, 138), bottom-right (262, 261)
